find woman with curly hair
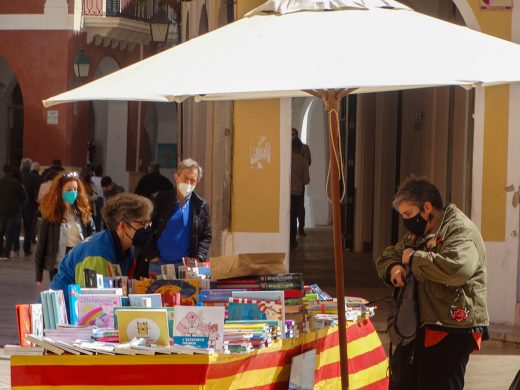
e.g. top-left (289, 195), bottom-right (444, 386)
top-left (35, 171), bottom-right (95, 284)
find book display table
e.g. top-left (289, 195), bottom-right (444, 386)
top-left (11, 319), bottom-right (388, 390)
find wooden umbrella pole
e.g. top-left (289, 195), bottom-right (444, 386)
top-left (314, 89), bottom-right (352, 390)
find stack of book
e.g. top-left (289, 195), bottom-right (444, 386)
top-left (40, 290), bottom-right (68, 330)
top-left (224, 320), bottom-right (279, 352)
top-left (44, 325), bottom-right (93, 344)
top-left (215, 276), bottom-right (260, 290)
top-left (304, 296), bottom-right (375, 331)
top-left (258, 273), bottom-right (305, 334)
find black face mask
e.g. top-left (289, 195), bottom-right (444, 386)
top-left (402, 211), bottom-right (428, 236)
top-left (125, 224), bottom-right (153, 247)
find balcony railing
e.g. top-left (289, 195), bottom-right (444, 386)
top-left (83, 0), bottom-right (155, 21)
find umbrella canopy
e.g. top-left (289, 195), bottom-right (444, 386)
top-left (44, 0), bottom-right (520, 107)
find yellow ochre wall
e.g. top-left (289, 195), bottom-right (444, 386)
top-left (468, 3), bottom-right (511, 241)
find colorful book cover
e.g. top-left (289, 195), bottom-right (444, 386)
top-left (114, 306), bottom-right (175, 338)
top-left (40, 292), bottom-right (51, 330)
top-left (173, 306), bottom-right (225, 351)
top-left (133, 279), bottom-right (201, 306)
top-left (55, 290), bottom-right (68, 326)
top-left (29, 304), bottom-right (44, 339)
top-left (77, 294), bottom-right (123, 328)
top-left (68, 284), bottom-right (81, 325)
top-left (199, 289), bottom-right (244, 302)
top-left (128, 294), bottom-right (163, 307)
top-left (16, 304), bottom-right (32, 347)
top-left (230, 290), bottom-right (286, 338)
top-left (116, 309), bottom-right (170, 346)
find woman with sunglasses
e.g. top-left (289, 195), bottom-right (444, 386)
top-left (49, 193), bottom-right (153, 306)
top-left (35, 171), bottom-right (95, 284)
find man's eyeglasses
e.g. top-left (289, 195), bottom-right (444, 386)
top-left (130, 220), bottom-right (152, 229)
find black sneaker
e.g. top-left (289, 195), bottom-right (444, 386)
top-left (298, 229), bottom-right (306, 237)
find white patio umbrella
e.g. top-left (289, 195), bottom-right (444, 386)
top-left (44, 0), bottom-right (520, 387)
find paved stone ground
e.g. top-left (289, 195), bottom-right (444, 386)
top-left (1, 229), bottom-right (519, 388)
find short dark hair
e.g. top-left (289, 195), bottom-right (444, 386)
top-left (52, 159), bottom-right (62, 167)
top-left (292, 128), bottom-right (299, 136)
top-left (392, 176), bottom-right (444, 210)
top-left (101, 176), bottom-right (113, 187)
top-left (149, 161), bottom-right (160, 173)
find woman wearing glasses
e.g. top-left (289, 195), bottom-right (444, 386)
top-left (49, 193), bottom-right (153, 304)
top-left (35, 171), bottom-right (95, 284)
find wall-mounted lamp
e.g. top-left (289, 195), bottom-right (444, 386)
top-left (150, 7), bottom-right (170, 43)
top-left (73, 49), bottom-right (91, 79)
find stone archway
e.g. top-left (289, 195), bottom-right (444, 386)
top-left (92, 56), bottom-right (129, 189)
top-left (0, 58), bottom-right (23, 167)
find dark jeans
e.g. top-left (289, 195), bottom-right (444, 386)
top-left (22, 206), bottom-right (36, 253)
top-left (290, 194), bottom-right (304, 246)
top-left (297, 189), bottom-right (306, 232)
top-left (0, 215), bottom-right (18, 257)
top-left (390, 327), bottom-right (476, 390)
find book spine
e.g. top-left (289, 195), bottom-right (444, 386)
top-left (259, 282), bottom-right (303, 290)
top-left (68, 284), bottom-right (80, 325)
top-left (258, 274), bottom-right (302, 283)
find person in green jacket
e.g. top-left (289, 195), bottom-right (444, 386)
top-left (375, 176), bottom-right (489, 390)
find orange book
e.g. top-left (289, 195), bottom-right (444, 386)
top-left (16, 304), bottom-right (32, 347)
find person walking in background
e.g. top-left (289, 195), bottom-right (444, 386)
top-left (141, 158), bottom-right (211, 277)
top-left (38, 169), bottom-right (60, 204)
top-left (91, 164), bottom-right (104, 231)
top-left (8, 167), bottom-right (24, 257)
top-left (35, 172), bottom-right (95, 284)
top-left (80, 166), bottom-right (98, 221)
top-left (134, 161), bottom-right (173, 199)
top-left (291, 128), bottom-right (311, 236)
top-left (41, 159), bottom-right (64, 182)
top-left (374, 176), bottom-right (489, 390)
top-left (29, 162), bottom-right (42, 245)
top-left (101, 176), bottom-right (124, 200)
top-left (290, 138), bottom-right (310, 249)
top-left (21, 158), bottom-right (40, 256)
top-left (0, 165), bottom-right (26, 260)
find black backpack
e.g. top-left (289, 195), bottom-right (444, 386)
top-left (387, 265), bottom-right (419, 347)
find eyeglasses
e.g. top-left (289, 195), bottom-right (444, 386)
top-left (129, 220), bottom-right (152, 229)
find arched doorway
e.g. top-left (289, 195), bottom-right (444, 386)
top-left (0, 58), bottom-right (23, 167)
top-left (91, 56), bottom-right (128, 189)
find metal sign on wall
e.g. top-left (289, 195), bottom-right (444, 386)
top-left (481, 0), bottom-right (513, 10)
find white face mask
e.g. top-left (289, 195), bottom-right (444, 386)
top-left (178, 182), bottom-right (195, 198)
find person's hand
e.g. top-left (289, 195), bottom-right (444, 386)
top-left (390, 265), bottom-right (406, 288)
top-left (402, 248), bottom-right (415, 265)
top-left (149, 256), bottom-right (160, 263)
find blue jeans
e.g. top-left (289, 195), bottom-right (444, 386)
top-left (0, 215), bottom-right (18, 257)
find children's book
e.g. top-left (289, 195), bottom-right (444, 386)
top-left (16, 304), bottom-right (32, 347)
top-left (77, 294), bottom-right (122, 328)
top-left (114, 306), bottom-right (175, 338)
top-left (133, 279), bottom-right (201, 306)
top-left (173, 306), bottom-right (225, 351)
top-left (54, 290), bottom-right (68, 326)
top-left (232, 291), bottom-right (286, 337)
top-left (129, 294), bottom-right (163, 307)
top-left (30, 304), bottom-right (44, 340)
top-left (116, 308), bottom-right (170, 346)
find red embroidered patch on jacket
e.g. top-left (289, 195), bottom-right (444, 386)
top-left (450, 306), bottom-right (470, 321)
